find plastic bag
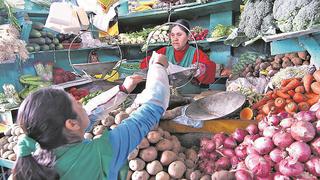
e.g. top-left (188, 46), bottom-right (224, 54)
top-left (172, 105), bottom-right (204, 128)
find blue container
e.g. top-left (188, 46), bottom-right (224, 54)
top-left (118, 0), bottom-right (129, 16)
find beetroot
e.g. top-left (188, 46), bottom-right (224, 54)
top-left (279, 117), bottom-right (295, 128)
top-left (287, 141), bottom-right (311, 162)
top-left (253, 137), bottom-right (274, 155)
top-left (263, 126), bottom-right (279, 138)
top-left (232, 128), bottom-right (248, 143)
top-left (215, 157), bottom-right (231, 171)
top-left (235, 170), bottom-right (253, 180)
top-left (246, 124), bottom-right (259, 135)
top-left (279, 158), bottom-right (304, 176)
top-left (306, 157), bottom-right (320, 176)
top-left (269, 148), bottom-right (287, 163)
top-left (291, 121), bottom-right (316, 142)
top-left (235, 145), bottom-right (247, 160)
top-left (223, 137), bottom-right (237, 149)
top-left (272, 131), bottom-right (294, 149)
top-left (245, 154), bottom-right (271, 177)
top-left (311, 137), bottom-right (320, 156)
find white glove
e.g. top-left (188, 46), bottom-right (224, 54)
top-left (133, 52), bottom-right (170, 110)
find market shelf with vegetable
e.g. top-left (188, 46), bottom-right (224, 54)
top-left (1, 0), bottom-right (320, 179)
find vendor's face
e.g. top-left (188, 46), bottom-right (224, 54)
top-left (70, 96), bottom-right (89, 135)
top-left (170, 26), bottom-right (189, 51)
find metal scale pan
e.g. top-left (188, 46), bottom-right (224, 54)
top-left (185, 91), bottom-right (246, 121)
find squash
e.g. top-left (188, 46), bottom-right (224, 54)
top-left (240, 107), bottom-right (253, 120)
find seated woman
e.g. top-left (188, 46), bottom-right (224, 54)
top-left (140, 19), bottom-right (216, 94)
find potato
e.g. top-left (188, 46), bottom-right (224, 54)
top-left (161, 106), bottom-right (183, 120)
top-left (129, 158), bottom-right (146, 171)
top-left (138, 138), bottom-right (150, 149)
top-left (185, 148), bottom-right (198, 162)
top-left (13, 136), bottom-right (18, 142)
top-left (8, 142), bottom-right (16, 150)
top-left (109, 108), bottom-right (121, 117)
top-left (8, 153), bottom-right (16, 161)
top-left (255, 58), bottom-right (263, 64)
top-left (282, 60), bottom-right (293, 68)
top-left (185, 159), bottom-right (195, 168)
top-left (185, 168), bottom-right (194, 179)
top-left (0, 137), bottom-right (8, 146)
top-left (271, 62), bottom-right (281, 70)
top-left (93, 134), bottom-right (102, 139)
top-left (115, 111), bottom-right (129, 125)
top-left (268, 70), bottom-right (278, 77)
top-left (147, 131), bottom-right (162, 144)
top-left (139, 147), bottom-right (157, 162)
top-left (155, 171), bottom-right (170, 180)
top-left (162, 131), bottom-right (171, 139)
top-left (149, 176), bottom-right (155, 180)
top-left (3, 143), bottom-right (9, 150)
top-left (291, 57), bottom-right (302, 66)
top-left (160, 150), bottom-right (177, 166)
top-left (126, 170), bottom-right (133, 180)
top-left (8, 136), bottom-right (14, 143)
top-left (101, 116), bottom-right (115, 127)
top-left (4, 127), bottom-right (12, 136)
top-left (110, 124), bottom-right (117, 129)
top-left (156, 139), bottom-right (173, 151)
top-left (128, 148), bottom-right (139, 160)
top-left (211, 170), bottom-right (235, 180)
top-left (303, 60), bottom-right (310, 65)
top-left (93, 125), bottom-right (105, 135)
top-left (168, 161), bottom-right (186, 179)
top-left (274, 55), bottom-right (283, 64)
top-left (84, 133), bottom-right (93, 140)
top-left (172, 140), bottom-right (181, 153)
top-left (10, 126), bottom-right (18, 136)
top-left (2, 150), bottom-right (13, 159)
top-left (131, 170), bottom-right (150, 180)
top-left (200, 175), bottom-right (211, 180)
top-left (178, 153), bottom-right (186, 159)
top-left (190, 170), bottom-right (202, 180)
top-left (265, 66), bottom-right (273, 72)
top-left (125, 107), bottom-right (135, 114)
top-left (14, 127), bottom-right (23, 136)
top-left (146, 160), bottom-right (163, 175)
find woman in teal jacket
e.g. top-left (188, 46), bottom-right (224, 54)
top-left (12, 53), bottom-right (170, 180)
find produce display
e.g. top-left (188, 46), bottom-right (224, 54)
top-left (67, 87), bottom-right (90, 101)
top-left (210, 24), bottom-right (234, 39)
top-left (26, 22), bottom-right (63, 52)
top-left (19, 74), bottom-right (51, 99)
top-left (0, 125), bottom-right (24, 161)
top-left (53, 67), bottom-right (77, 84)
top-left (189, 26), bottom-right (209, 41)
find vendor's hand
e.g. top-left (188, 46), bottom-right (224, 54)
top-left (149, 52), bottom-right (168, 68)
top-left (122, 75), bottom-right (144, 93)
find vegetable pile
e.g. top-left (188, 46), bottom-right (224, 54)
top-left (198, 108), bottom-right (320, 179)
top-left (0, 125), bottom-right (24, 161)
top-left (53, 67), bottom-right (77, 84)
top-left (252, 69), bottom-right (320, 120)
top-left (189, 26), bottom-right (209, 41)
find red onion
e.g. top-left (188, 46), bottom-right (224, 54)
top-left (306, 157), bottom-right (320, 176)
top-left (200, 137), bottom-right (211, 147)
top-left (263, 126), bottom-right (279, 138)
top-left (198, 149), bottom-right (210, 159)
top-left (255, 174), bottom-right (274, 180)
top-left (287, 141), bottom-right (311, 162)
top-left (223, 137), bottom-right (237, 149)
top-left (243, 134), bottom-right (260, 145)
top-left (230, 156), bottom-right (239, 167)
top-left (294, 111), bottom-right (316, 122)
top-left (263, 155), bottom-right (274, 167)
top-left (236, 161), bottom-right (248, 171)
top-left (310, 102), bottom-right (320, 112)
top-left (279, 117), bottom-right (295, 128)
top-left (316, 108), bottom-right (320, 119)
top-left (208, 151), bottom-right (218, 161)
top-left (258, 120), bottom-right (269, 131)
top-left (235, 145), bottom-right (247, 160)
top-left (212, 132), bottom-right (227, 148)
top-left (232, 128), bottom-right (248, 143)
top-left (279, 158), bottom-right (304, 176)
top-left (311, 137), bottom-right (320, 156)
top-left (217, 148), bottom-right (236, 158)
top-left (269, 148), bottom-right (287, 163)
top-left (246, 124), bottom-right (259, 135)
top-left (314, 120), bottom-right (320, 135)
top-left (277, 111), bottom-right (290, 119)
top-left (273, 173), bottom-right (290, 180)
top-left (245, 154), bottom-right (271, 177)
top-left (215, 157), bottom-right (231, 171)
top-left (291, 121), bottom-right (316, 142)
top-left (203, 140), bottom-right (216, 152)
top-left (254, 137), bottom-right (274, 155)
top-left (296, 172), bottom-right (318, 180)
top-left (272, 131), bottom-right (294, 149)
top-left (267, 115), bottom-right (281, 126)
top-left (235, 170), bottom-right (253, 180)
top-left (246, 144), bottom-right (259, 155)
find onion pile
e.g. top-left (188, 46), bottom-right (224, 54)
top-left (197, 109), bottom-right (320, 179)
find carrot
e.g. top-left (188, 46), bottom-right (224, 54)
top-left (287, 90), bottom-right (295, 97)
top-left (313, 70), bottom-right (320, 82)
top-left (298, 102), bottom-right (310, 111)
top-left (274, 97), bottom-right (286, 108)
top-left (276, 90), bottom-right (290, 99)
top-left (303, 74), bottom-right (314, 93)
top-left (307, 95), bottom-right (320, 106)
top-left (285, 98), bottom-right (293, 104)
top-left (281, 79), bottom-right (301, 92)
top-left (292, 93), bottom-right (308, 103)
top-left (266, 91), bottom-right (273, 99)
top-left (305, 92), bottom-right (319, 99)
top-left (285, 102), bottom-right (298, 114)
top-left (311, 82), bottom-right (320, 94)
top-left (295, 85), bottom-right (305, 93)
top-left (281, 79), bottom-right (292, 87)
top-left (255, 114), bottom-right (265, 121)
top-left (252, 97), bottom-right (270, 110)
top-left (262, 104), bottom-right (274, 115)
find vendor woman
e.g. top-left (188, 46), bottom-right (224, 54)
top-left (140, 19), bottom-right (216, 94)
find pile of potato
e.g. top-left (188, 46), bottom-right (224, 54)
top-left (233, 51), bottom-right (310, 79)
top-left (0, 124), bottom-right (24, 161)
top-left (127, 127), bottom-right (201, 180)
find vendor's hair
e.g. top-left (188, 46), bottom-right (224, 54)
top-left (12, 88), bottom-right (80, 180)
top-left (170, 19), bottom-right (190, 35)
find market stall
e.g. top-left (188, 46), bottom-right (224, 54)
top-left (1, 0), bottom-right (320, 179)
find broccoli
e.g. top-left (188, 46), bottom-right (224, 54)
top-left (273, 0), bottom-right (320, 32)
top-left (238, 0), bottom-right (276, 38)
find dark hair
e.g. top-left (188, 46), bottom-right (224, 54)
top-left (12, 88), bottom-right (80, 180)
top-left (169, 19), bottom-right (190, 35)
